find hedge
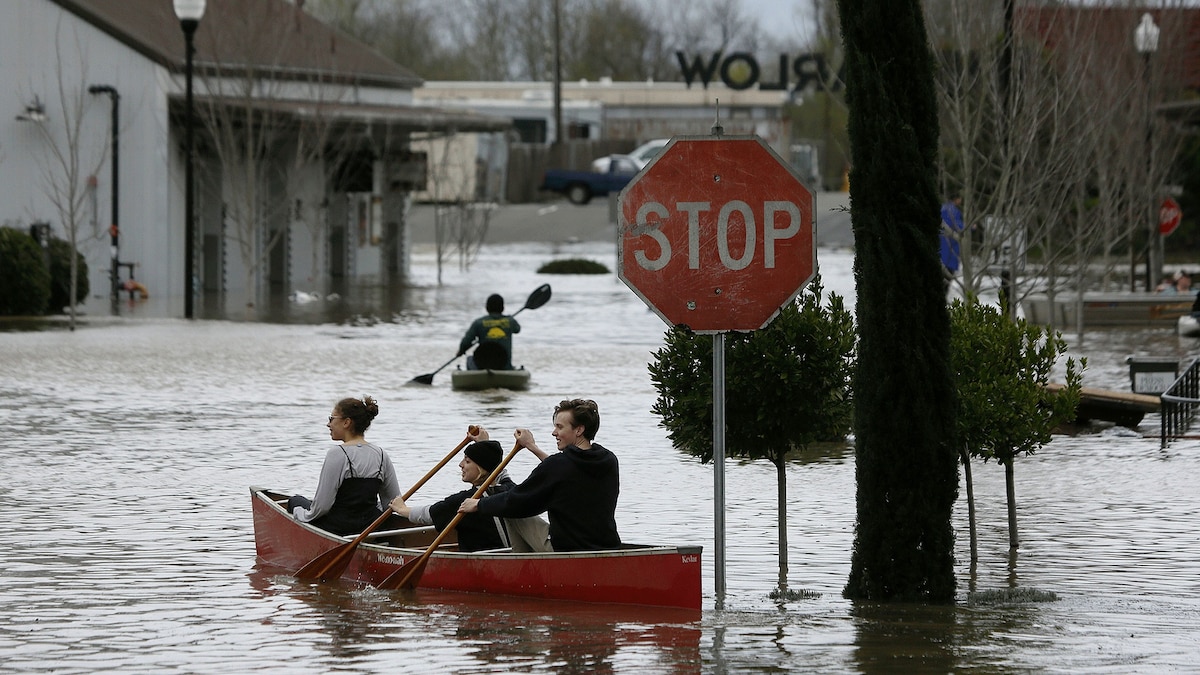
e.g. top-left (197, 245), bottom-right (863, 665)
top-left (0, 227), bottom-right (52, 316)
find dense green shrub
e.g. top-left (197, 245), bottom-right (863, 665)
top-left (537, 258), bottom-right (609, 274)
top-left (648, 276), bottom-right (856, 592)
top-left (48, 237), bottom-right (89, 313)
top-left (0, 227), bottom-right (51, 316)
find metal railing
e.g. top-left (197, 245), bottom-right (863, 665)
top-left (1160, 358), bottom-right (1200, 448)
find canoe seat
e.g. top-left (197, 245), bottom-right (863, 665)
top-left (366, 525), bottom-right (436, 539)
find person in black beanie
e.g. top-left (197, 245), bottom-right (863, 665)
top-left (458, 399), bottom-right (621, 552)
top-left (388, 440), bottom-right (514, 552)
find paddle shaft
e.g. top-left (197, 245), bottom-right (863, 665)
top-left (294, 427), bottom-right (478, 580)
top-left (376, 441), bottom-right (523, 590)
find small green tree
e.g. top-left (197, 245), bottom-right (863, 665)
top-left (649, 276), bottom-right (856, 592)
top-left (47, 236), bottom-right (89, 313)
top-left (0, 227), bottom-right (51, 316)
top-left (949, 298), bottom-right (1083, 556)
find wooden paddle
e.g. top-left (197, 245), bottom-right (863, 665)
top-left (293, 425), bottom-right (479, 582)
top-left (375, 440), bottom-right (523, 590)
top-left (409, 283), bottom-right (553, 385)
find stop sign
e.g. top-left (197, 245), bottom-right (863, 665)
top-left (1160, 197), bottom-right (1182, 236)
top-left (617, 136), bottom-right (815, 333)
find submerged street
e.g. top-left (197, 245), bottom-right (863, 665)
top-left (3, 206), bottom-right (1200, 671)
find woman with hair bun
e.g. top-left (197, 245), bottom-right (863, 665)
top-left (287, 395), bottom-right (402, 536)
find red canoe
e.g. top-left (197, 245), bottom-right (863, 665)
top-left (250, 487), bottom-right (703, 610)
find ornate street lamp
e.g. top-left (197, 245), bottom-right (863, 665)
top-left (174, 0), bottom-right (205, 319)
top-left (1135, 12), bottom-right (1160, 291)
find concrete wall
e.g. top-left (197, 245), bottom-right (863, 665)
top-left (1, 1), bottom-right (172, 305)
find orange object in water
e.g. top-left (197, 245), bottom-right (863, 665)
top-left (122, 279), bottom-right (149, 299)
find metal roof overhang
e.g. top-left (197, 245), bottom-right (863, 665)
top-left (170, 95), bottom-right (513, 136)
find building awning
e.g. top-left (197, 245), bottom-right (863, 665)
top-left (171, 95), bottom-right (513, 136)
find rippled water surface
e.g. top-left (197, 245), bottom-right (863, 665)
top-left (3, 241), bottom-right (1200, 673)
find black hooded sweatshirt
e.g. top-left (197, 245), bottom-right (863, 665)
top-left (475, 443), bottom-right (620, 551)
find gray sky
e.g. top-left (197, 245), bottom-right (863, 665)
top-left (748, 0), bottom-right (814, 43)
top-left (635, 0), bottom-right (816, 47)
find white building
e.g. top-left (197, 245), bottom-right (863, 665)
top-left (415, 79), bottom-right (793, 153)
top-left (0, 0), bottom-right (507, 316)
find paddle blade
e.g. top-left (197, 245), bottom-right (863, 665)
top-left (409, 374), bottom-right (435, 385)
top-left (377, 554), bottom-right (428, 590)
top-left (523, 284), bottom-right (552, 311)
top-left (294, 542), bottom-right (354, 581)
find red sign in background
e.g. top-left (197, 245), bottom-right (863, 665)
top-left (1161, 197), bottom-right (1182, 236)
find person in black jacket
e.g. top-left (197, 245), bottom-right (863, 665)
top-left (458, 399), bottom-right (621, 552)
top-left (459, 294), bottom-right (520, 370)
top-left (387, 440), bottom-right (512, 552)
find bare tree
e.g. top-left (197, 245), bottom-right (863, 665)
top-left (307, 0), bottom-right (467, 79)
top-left (27, 20), bottom-right (108, 329)
top-left (646, 0), bottom-right (762, 58)
top-left (931, 2), bottom-right (1188, 334)
top-left (412, 129), bottom-right (495, 284)
top-left (313, 0), bottom-right (797, 83)
top-left (572, 0), bottom-right (660, 81)
top-left (285, 103), bottom-right (363, 295)
top-left (192, 2), bottom-right (359, 308)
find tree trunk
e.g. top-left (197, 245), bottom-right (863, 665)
top-left (1004, 456), bottom-right (1019, 550)
top-left (961, 447), bottom-right (977, 563)
top-left (68, 236), bottom-right (78, 331)
top-left (776, 455), bottom-right (789, 592)
top-left (839, 0), bottom-right (959, 602)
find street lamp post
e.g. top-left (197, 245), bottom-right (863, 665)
top-left (1135, 12), bottom-right (1160, 291)
top-left (87, 85), bottom-right (119, 304)
top-left (175, 0), bottom-right (205, 319)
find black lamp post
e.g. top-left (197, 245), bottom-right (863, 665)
top-left (87, 85), bottom-right (119, 304)
top-left (175, 0), bottom-right (205, 319)
top-left (1135, 12), bottom-right (1160, 291)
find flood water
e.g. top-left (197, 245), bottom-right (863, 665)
top-left (3, 239), bottom-right (1200, 673)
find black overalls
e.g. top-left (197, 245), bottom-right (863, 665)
top-left (312, 445), bottom-right (386, 536)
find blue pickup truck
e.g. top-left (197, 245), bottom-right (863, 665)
top-left (540, 155), bottom-right (640, 205)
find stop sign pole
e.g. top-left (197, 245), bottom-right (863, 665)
top-left (618, 131), bottom-right (815, 600)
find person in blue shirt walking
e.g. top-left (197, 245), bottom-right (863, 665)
top-left (939, 193), bottom-right (965, 295)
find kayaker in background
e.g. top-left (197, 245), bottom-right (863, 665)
top-left (288, 395), bottom-right (403, 536)
top-left (459, 293), bottom-right (520, 370)
top-left (458, 398), bottom-right (621, 552)
top-left (387, 439), bottom-right (514, 552)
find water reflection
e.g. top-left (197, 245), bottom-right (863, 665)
top-left (248, 565), bottom-right (702, 673)
top-left (850, 602), bottom-right (968, 674)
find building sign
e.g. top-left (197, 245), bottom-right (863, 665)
top-left (676, 52), bottom-right (843, 94)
